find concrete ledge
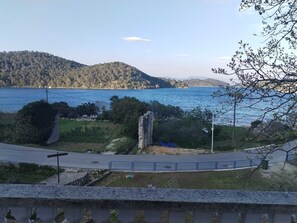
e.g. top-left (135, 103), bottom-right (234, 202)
top-left (0, 185), bottom-right (296, 213)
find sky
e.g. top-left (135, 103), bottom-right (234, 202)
top-left (0, 0), bottom-right (263, 82)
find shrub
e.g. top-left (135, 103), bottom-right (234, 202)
top-left (14, 101), bottom-right (57, 144)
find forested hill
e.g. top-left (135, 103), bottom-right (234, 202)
top-left (182, 78), bottom-right (227, 87)
top-left (0, 51), bottom-right (174, 89)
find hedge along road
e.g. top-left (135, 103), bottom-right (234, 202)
top-left (0, 141), bottom-right (296, 172)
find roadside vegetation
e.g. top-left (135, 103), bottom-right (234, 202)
top-left (0, 163), bottom-right (57, 184)
top-left (0, 96), bottom-right (296, 154)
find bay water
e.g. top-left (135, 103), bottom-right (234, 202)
top-left (0, 87), bottom-right (269, 126)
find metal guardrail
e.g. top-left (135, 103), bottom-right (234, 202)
top-left (108, 158), bottom-right (263, 172)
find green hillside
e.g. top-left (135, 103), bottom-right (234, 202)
top-left (0, 51), bottom-right (173, 89)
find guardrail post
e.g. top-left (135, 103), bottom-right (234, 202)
top-left (196, 162), bottom-right (199, 171)
top-left (108, 161), bottom-right (112, 170)
top-left (250, 159), bottom-right (253, 167)
top-left (131, 162), bottom-right (135, 172)
top-left (153, 162), bottom-right (157, 172)
top-left (215, 162), bottom-right (218, 170)
top-left (233, 161), bottom-right (237, 169)
top-left (175, 163), bottom-right (178, 171)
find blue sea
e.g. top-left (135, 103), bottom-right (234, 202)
top-left (0, 87), bottom-right (271, 126)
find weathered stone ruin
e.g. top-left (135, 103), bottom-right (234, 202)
top-left (46, 114), bottom-right (59, 144)
top-left (138, 111), bottom-right (154, 149)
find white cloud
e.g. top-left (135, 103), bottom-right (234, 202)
top-left (122, 36), bottom-right (151, 42)
top-left (174, 53), bottom-right (189, 57)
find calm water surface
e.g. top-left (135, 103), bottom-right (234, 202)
top-left (0, 87), bottom-right (269, 126)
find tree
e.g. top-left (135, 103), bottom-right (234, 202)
top-left (76, 102), bottom-right (99, 116)
top-left (110, 96), bottom-right (148, 138)
top-left (14, 101), bottom-right (57, 144)
top-left (213, 0), bottom-right (297, 126)
top-left (153, 107), bottom-right (213, 148)
top-left (213, 1), bottom-right (297, 183)
top-left (148, 101), bottom-right (183, 120)
top-left (51, 101), bottom-right (70, 118)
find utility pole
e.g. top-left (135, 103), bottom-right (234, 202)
top-left (45, 89), bottom-right (49, 103)
top-left (211, 113), bottom-right (215, 153)
top-left (232, 94), bottom-right (238, 150)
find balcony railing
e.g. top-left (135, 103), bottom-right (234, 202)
top-left (0, 184), bottom-right (297, 223)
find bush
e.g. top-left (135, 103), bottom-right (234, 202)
top-left (14, 101), bottom-right (57, 144)
top-left (0, 112), bottom-right (16, 142)
top-left (153, 113), bottom-right (211, 148)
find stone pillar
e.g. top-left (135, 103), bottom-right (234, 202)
top-left (168, 210), bottom-right (187, 223)
top-left (193, 211), bottom-right (212, 223)
top-left (64, 207), bottom-right (83, 223)
top-left (273, 214), bottom-right (291, 223)
top-left (238, 213), bottom-right (246, 223)
top-left (138, 111), bottom-right (154, 149)
top-left (46, 114), bottom-right (59, 144)
top-left (292, 214), bottom-right (297, 223)
top-left (118, 209), bottom-right (136, 223)
top-left (36, 207), bottom-right (57, 223)
top-left (0, 208), bottom-right (7, 223)
top-left (9, 207), bottom-right (32, 223)
top-left (212, 211), bottom-right (222, 223)
top-left (245, 213), bottom-right (263, 223)
top-left (221, 212), bottom-right (241, 223)
top-left (91, 209), bottom-right (110, 223)
top-left (144, 210), bottom-right (162, 223)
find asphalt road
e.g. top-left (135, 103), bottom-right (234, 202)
top-left (0, 140), bottom-right (296, 171)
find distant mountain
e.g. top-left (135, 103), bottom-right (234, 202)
top-left (182, 78), bottom-right (227, 87)
top-left (0, 51), bottom-right (173, 89)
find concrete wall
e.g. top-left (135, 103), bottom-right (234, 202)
top-left (0, 185), bottom-right (297, 223)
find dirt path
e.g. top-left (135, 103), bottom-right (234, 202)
top-left (143, 145), bottom-right (208, 155)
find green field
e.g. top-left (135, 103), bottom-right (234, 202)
top-left (0, 163), bottom-right (57, 184)
top-left (60, 119), bottom-right (123, 143)
top-left (46, 119), bottom-right (127, 153)
top-left (95, 168), bottom-right (297, 191)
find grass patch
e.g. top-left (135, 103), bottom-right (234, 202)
top-left (94, 169), bottom-right (297, 191)
top-left (0, 162), bottom-right (58, 184)
top-left (60, 119), bottom-right (123, 143)
top-left (45, 119), bottom-right (126, 153)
